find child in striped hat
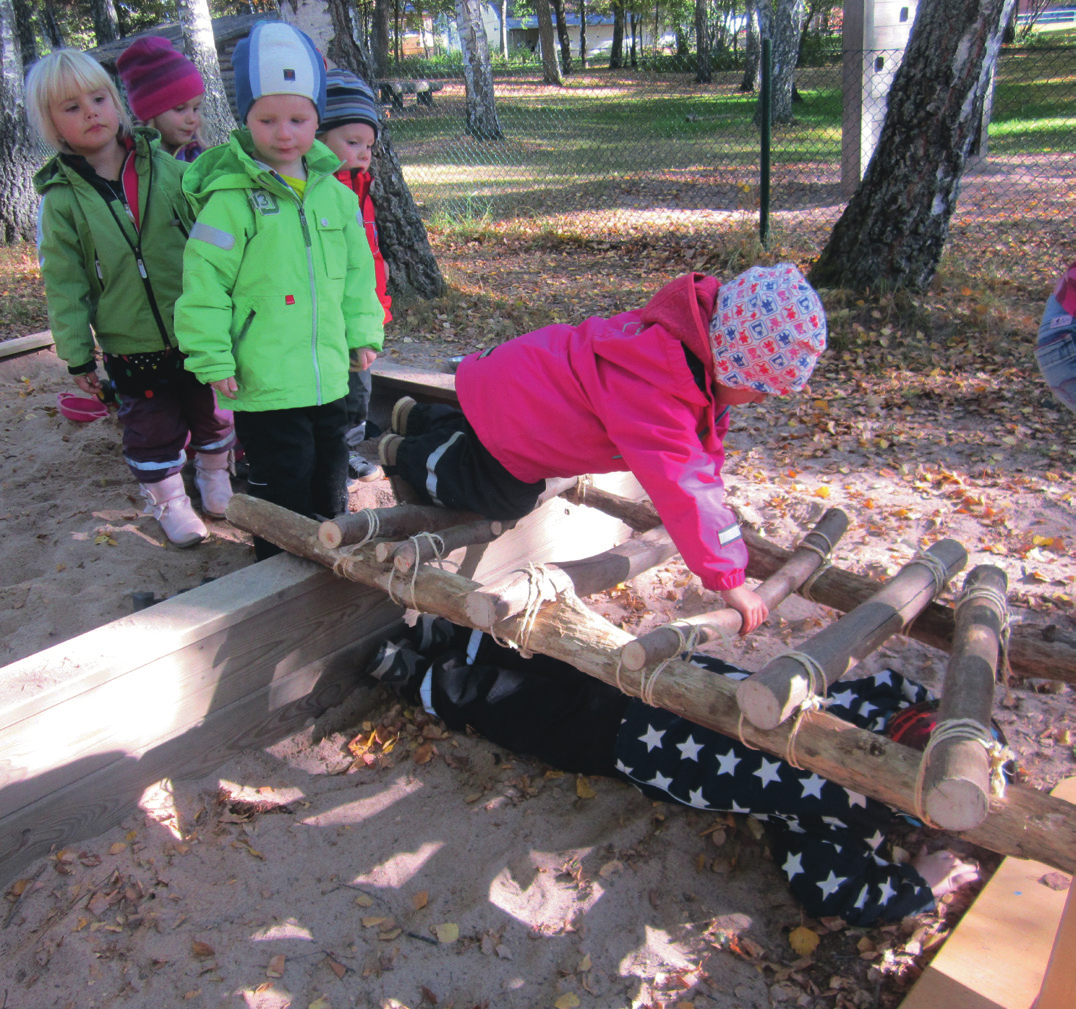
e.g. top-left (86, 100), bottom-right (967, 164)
top-left (317, 68), bottom-right (391, 485)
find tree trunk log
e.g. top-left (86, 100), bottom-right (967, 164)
top-left (571, 486), bottom-right (1076, 684)
top-left (464, 527), bottom-right (678, 629)
top-left (387, 519), bottom-right (508, 571)
top-left (318, 504), bottom-right (484, 549)
top-left (223, 494), bottom-right (1076, 875)
top-left (922, 565), bottom-right (1009, 831)
top-left (620, 508), bottom-right (849, 672)
top-left (737, 540), bottom-right (968, 730)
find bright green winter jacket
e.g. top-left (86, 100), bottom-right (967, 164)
top-left (34, 128), bottom-right (194, 370)
top-left (174, 130), bottom-right (384, 412)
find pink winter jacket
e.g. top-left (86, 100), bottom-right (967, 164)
top-left (456, 273), bottom-right (749, 592)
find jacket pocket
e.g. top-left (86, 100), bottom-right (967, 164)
top-left (315, 216), bottom-right (346, 280)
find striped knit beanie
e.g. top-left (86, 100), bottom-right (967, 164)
top-left (709, 264), bottom-right (827, 395)
top-left (117, 36), bottom-right (204, 122)
top-left (321, 68), bottom-right (380, 139)
top-left (233, 21), bottom-right (327, 125)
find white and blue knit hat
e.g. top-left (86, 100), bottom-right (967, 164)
top-left (321, 68), bottom-right (380, 139)
top-left (233, 21), bottom-right (327, 125)
top-left (709, 264), bottom-right (827, 395)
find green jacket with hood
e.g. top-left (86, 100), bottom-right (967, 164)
top-left (34, 128), bottom-right (194, 371)
top-left (174, 130), bottom-right (384, 412)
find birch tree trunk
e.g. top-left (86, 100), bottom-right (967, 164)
top-left (809, 0), bottom-right (1015, 291)
top-left (279, 0), bottom-right (444, 299)
top-left (768, 0), bottom-right (804, 122)
top-left (0, 0), bottom-right (37, 244)
top-left (177, 0), bottom-right (236, 146)
top-left (533, 0), bottom-right (564, 85)
top-left (739, 0), bottom-right (760, 91)
top-left (455, 0), bottom-right (505, 138)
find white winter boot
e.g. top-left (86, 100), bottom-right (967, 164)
top-left (194, 451), bottom-right (235, 519)
top-left (140, 473), bottom-right (207, 548)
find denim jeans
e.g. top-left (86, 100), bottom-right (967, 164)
top-left (1037, 294), bottom-right (1076, 414)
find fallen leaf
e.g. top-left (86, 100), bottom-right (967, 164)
top-left (191, 939), bottom-right (215, 958)
top-left (433, 922), bottom-right (459, 943)
top-left (412, 890), bottom-right (429, 910)
top-left (108, 842), bottom-right (127, 855)
top-left (353, 893), bottom-right (374, 907)
top-left (575, 777), bottom-right (596, 799)
top-left (598, 860), bottom-right (623, 878)
top-left (555, 995), bottom-right (580, 1009)
top-left (266, 954), bottom-right (285, 977)
top-left (789, 925), bottom-right (820, 956)
top-left (326, 956), bottom-right (346, 979)
top-left (308, 997), bottom-right (331, 1009)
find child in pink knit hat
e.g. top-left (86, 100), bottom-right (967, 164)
top-left (117, 36), bottom-right (206, 160)
top-left (381, 264), bottom-right (826, 634)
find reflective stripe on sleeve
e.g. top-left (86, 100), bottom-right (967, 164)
top-left (190, 222), bottom-right (236, 251)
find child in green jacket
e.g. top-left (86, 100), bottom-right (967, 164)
top-left (174, 22), bottom-right (385, 560)
top-left (28, 48), bottom-right (235, 549)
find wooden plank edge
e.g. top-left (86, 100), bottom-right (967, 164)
top-left (0, 633), bottom-right (387, 887)
top-left (898, 776), bottom-right (1076, 1009)
top-left (0, 331), bottom-right (54, 361)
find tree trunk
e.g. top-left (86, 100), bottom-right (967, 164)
top-left (740, 0), bottom-right (760, 91)
top-left (90, 0), bottom-right (120, 45)
top-left (753, 0), bottom-right (803, 125)
top-left (224, 493), bottom-right (1076, 877)
top-left (282, 0), bottom-right (444, 299)
top-left (694, 0), bottom-right (712, 83)
top-left (550, 0), bottom-right (572, 74)
top-left (0, 0), bottom-right (37, 244)
top-left (12, 0), bottom-right (34, 68)
top-left (533, 0), bottom-right (563, 85)
top-left (455, 0), bottom-right (505, 138)
top-left (610, 3), bottom-right (624, 68)
top-left (176, 0), bottom-right (236, 146)
top-left (371, 0), bottom-right (391, 78)
top-left (579, 0), bottom-right (587, 67)
top-left (629, 11), bottom-right (638, 66)
top-left (41, 0), bottom-right (64, 48)
top-left (499, 0), bottom-right (508, 58)
top-left (809, 0), bottom-right (1015, 292)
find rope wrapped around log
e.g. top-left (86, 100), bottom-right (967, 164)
top-left (918, 565), bottom-right (1011, 831)
top-left (223, 493), bottom-right (1076, 876)
top-left (619, 508), bottom-right (849, 672)
top-left (736, 539), bottom-right (968, 731)
top-left (318, 504), bottom-right (485, 549)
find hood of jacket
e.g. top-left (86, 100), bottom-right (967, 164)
top-left (637, 272), bottom-right (721, 383)
top-left (33, 127), bottom-right (163, 195)
top-left (181, 129), bottom-right (343, 210)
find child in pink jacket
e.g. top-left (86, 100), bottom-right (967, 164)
top-left (380, 264), bottom-right (826, 632)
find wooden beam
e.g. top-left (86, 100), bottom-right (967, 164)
top-left (620, 508), bottom-right (848, 672)
top-left (736, 540), bottom-right (968, 730)
top-left (569, 486), bottom-right (1076, 684)
top-left (922, 565), bottom-right (1009, 831)
top-left (899, 777), bottom-right (1076, 1009)
top-left (371, 360), bottom-right (457, 404)
top-left (225, 495), bottom-right (1076, 876)
top-left (0, 331), bottom-right (55, 361)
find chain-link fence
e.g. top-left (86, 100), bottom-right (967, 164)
top-left (384, 45), bottom-right (1076, 254)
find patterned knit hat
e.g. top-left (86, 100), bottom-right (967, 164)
top-left (321, 68), bottom-right (379, 139)
top-left (709, 264), bottom-right (827, 395)
top-left (116, 36), bottom-right (204, 123)
top-left (232, 21), bottom-right (327, 125)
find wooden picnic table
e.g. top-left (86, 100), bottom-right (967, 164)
top-left (377, 79), bottom-right (444, 109)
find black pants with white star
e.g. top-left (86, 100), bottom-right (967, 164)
top-left (422, 626), bottom-right (936, 925)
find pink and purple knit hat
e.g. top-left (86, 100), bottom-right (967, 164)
top-left (116, 37), bottom-right (204, 123)
top-left (709, 263), bottom-right (827, 395)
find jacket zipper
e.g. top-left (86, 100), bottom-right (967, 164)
top-left (296, 201), bottom-right (322, 404)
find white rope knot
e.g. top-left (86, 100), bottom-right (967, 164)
top-left (799, 529), bottom-right (835, 563)
top-left (490, 563), bottom-right (559, 656)
top-left (955, 581), bottom-right (1014, 690)
top-left (907, 545), bottom-right (952, 601)
top-left (354, 508), bottom-right (381, 548)
top-left (913, 717), bottom-right (1015, 826)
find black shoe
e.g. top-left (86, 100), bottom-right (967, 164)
top-left (367, 640), bottom-right (427, 704)
top-left (406, 614), bottom-right (459, 656)
top-left (364, 420), bottom-right (382, 441)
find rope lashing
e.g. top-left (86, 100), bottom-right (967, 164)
top-left (906, 544), bottom-right (953, 601)
top-left (636, 623), bottom-right (701, 707)
top-left (954, 580), bottom-right (1014, 690)
top-left (778, 650), bottom-right (831, 769)
top-left (490, 563), bottom-right (559, 656)
top-left (799, 561), bottom-right (832, 604)
top-left (913, 717), bottom-right (1016, 826)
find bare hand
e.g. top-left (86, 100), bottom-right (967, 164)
top-left (211, 377), bottom-right (238, 399)
top-left (913, 846), bottom-right (979, 899)
top-left (720, 585), bottom-right (769, 635)
top-left (74, 371), bottom-right (102, 397)
top-left (350, 348), bottom-right (378, 371)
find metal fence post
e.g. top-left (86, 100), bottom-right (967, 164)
top-left (760, 37), bottom-right (772, 247)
